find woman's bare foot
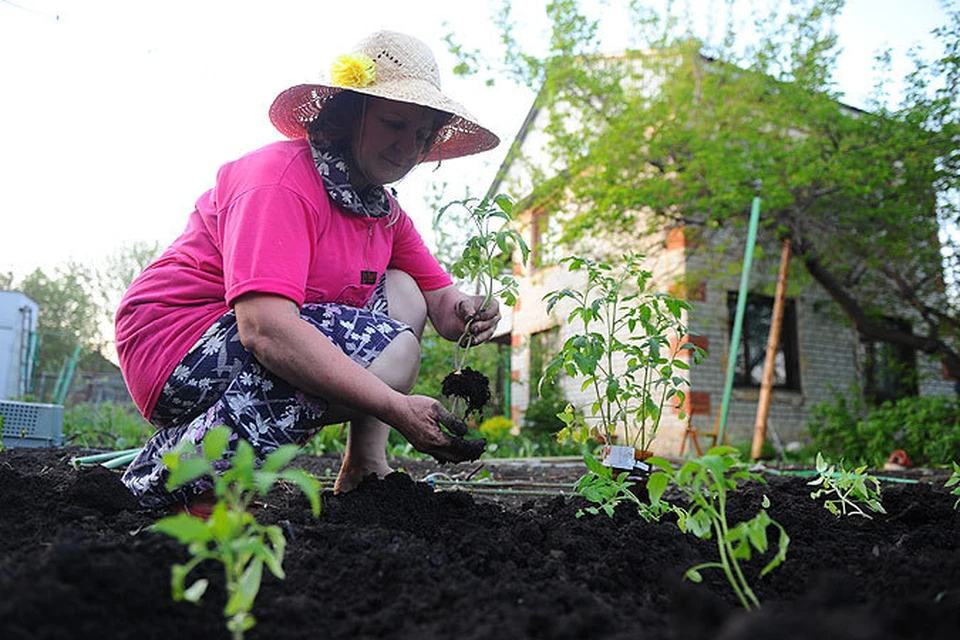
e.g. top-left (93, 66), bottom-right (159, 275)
top-left (333, 458), bottom-right (394, 494)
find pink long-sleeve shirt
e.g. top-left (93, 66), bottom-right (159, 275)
top-left (116, 139), bottom-right (452, 420)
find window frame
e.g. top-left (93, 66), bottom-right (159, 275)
top-left (726, 292), bottom-right (801, 391)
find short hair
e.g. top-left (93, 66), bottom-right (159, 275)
top-left (306, 91), bottom-right (453, 158)
top-left (306, 91), bottom-right (366, 148)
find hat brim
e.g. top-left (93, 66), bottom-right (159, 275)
top-left (269, 82), bottom-right (500, 163)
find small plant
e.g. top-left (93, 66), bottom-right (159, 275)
top-left (63, 401), bottom-right (152, 449)
top-left (808, 452), bottom-right (886, 518)
top-left (647, 446), bottom-right (790, 611)
top-left (153, 426), bottom-right (321, 640)
top-left (572, 450), bottom-right (671, 521)
top-left (543, 253), bottom-right (703, 453)
top-left (946, 462), bottom-right (960, 510)
top-left (436, 194), bottom-right (529, 419)
top-left (303, 422), bottom-right (348, 455)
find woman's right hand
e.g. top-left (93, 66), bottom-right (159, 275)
top-left (389, 395), bottom-right (486, 463)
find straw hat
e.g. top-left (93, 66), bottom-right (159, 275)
top-left (269, 31), bottom-right (500, 162)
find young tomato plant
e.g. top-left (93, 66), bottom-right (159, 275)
top-left (946, 462), bottom-right (960, 509)
top-left (153, 426), bottom-right (321, 640)
top-left (808, 452), bottom-right (886, 518)
top-left (436, 194), bottom-right (529, 418)
top-left (647, 446), bottom-right (790, 611)
top-left (572, 449), bottom-right (672, 521)
top-left (543, 253), bottom-right (704, 453)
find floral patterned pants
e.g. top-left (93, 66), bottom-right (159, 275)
top-left (122, 285), bottom-right (409, 509)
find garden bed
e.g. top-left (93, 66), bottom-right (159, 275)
top-left (0, 446), bottom-right (957, 640)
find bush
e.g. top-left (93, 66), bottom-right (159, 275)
top-left (63, 401), bottom-right (152, 449)
top-left (806, 386), bottom-right (866, 462)
top-left (478, 415), bottom-right (513, 444)
top-left (808, 390), bottom-right (960, 467)
top-left (522, 382), bottom-right (570, 441)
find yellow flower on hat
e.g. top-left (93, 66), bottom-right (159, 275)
top-left (331, 53), bottom-right (376, 88)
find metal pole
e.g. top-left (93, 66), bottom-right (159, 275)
top-left (716, 197), bottom-right (762, 445)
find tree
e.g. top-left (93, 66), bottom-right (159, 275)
top-left (456, 0), bottom-right (960, 379)
top-left (10, 242), bottom-right (162, 382)
top-left (93, 240), bottom-right (161, 334)
top-left (17, 263), bottom-right (101, 377)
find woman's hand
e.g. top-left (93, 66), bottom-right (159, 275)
top-left (388, 394), bottom-right (486, 463)
top-left (454, 295), bottom-right (501, 345)
top-left (424, 285), bottom-right (501, 344)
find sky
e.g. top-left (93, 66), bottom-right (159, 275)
top-left (0, 0), bottom-right (950, 280)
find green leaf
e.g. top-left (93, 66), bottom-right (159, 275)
top-left (279, 469), bottom-right (323, 517)
top-left (154, 513), bottom-right (214, 544)
top-left (209, 501), bottom-right (233, 541)
top-left (202, 426), bottom-right (232, 461)
top-left (182, 578), bottom-right (209, 604)
top-left (582, 452), bottom-right (611, 478)
top-left (261, 444), bottom-right (301, 473)
top-left (226, 558), bottom-right (264, 617)
top-left (646, 471), bottom-right (669, 506)
top-left (164, 456), bottom-right (211, 491)
top-left (685, 568), bottom-right (703, 583)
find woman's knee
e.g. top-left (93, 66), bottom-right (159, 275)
top-left (368, 330), bottom-right (421, 393)
top-left (385, 269), bottom-right (427, 339)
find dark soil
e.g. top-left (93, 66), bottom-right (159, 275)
top-left (1, 446), bottom-right (958, 640)
top-left (441, 366), bottom-right (491, 418)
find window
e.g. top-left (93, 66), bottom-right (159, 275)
top-left (529, 326), bottom-right (561, 386)
top-left (531, 210), bottom-right (561, 269)
top-left (727, 292), bottom-right (800, 390)
top-left (862, 319), bottom-right (917, 406)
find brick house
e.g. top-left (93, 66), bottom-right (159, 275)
top-left (486, 65), bottom-right (954, 456)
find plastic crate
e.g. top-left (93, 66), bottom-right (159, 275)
top-left (0, 400), bottom-right (64, 448)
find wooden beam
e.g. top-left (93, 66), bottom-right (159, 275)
top-left (751, 238), bottom-right (791, 460)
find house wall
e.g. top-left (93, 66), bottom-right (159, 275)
top-left (684, 278), bottom-right (861, 450)
top-left (508, 220), bottom-right (694, 454)
top-left (508, 221), bottom-right (958, 457)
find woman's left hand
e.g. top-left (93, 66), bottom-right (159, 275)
top-left (455, 295), bottom-right (501, 345)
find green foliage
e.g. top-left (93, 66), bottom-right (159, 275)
top-left (9, 243), bottom-right (161, 390)
top-left (806, 386), bottom-right (867, 459)
top-left (572, 451), bottom-right (671, 521)
top-left (63, 401), bottom-right (151, 449)
top-left (478, 415), bottom-right (513, 443)
top-left (437, 193), bottom-right (530, 371)
top-left (153, 426), bottom-right (321, 640)
top-left (522, 382), bottom-right (571, 441)
top-left (808, 453), bottom-right (886, 518)
top-left (461, 0), bottom-right (960, 390)
top-left (17, 264), bottom-right (102, 377)
top-left (808, 391), bottom-right (960, 467)
top-left (301, 423), bottom-right (347, 456)
top-left (946, 462), bottom-right (960, 510)
top-left (648, 446), bottom-right (790, 611)
top-left (543, 253), bottom-right (704, 451)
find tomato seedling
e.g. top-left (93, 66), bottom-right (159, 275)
top-left (153, 426), bottom-right (321, 640)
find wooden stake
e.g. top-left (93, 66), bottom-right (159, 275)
top-left (751, 238), bottom-right (791, 460)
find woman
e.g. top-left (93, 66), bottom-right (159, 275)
top-left (115, 31), bottom-right (500, 510)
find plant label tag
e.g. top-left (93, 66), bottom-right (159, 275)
top-left (603, 445), bottom-right (635, 470)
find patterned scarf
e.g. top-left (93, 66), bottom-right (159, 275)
top-left (310, 143), bottom-right (394, 219)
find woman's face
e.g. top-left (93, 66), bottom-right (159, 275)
top-left (349, 97), bottom-right (440, 188)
